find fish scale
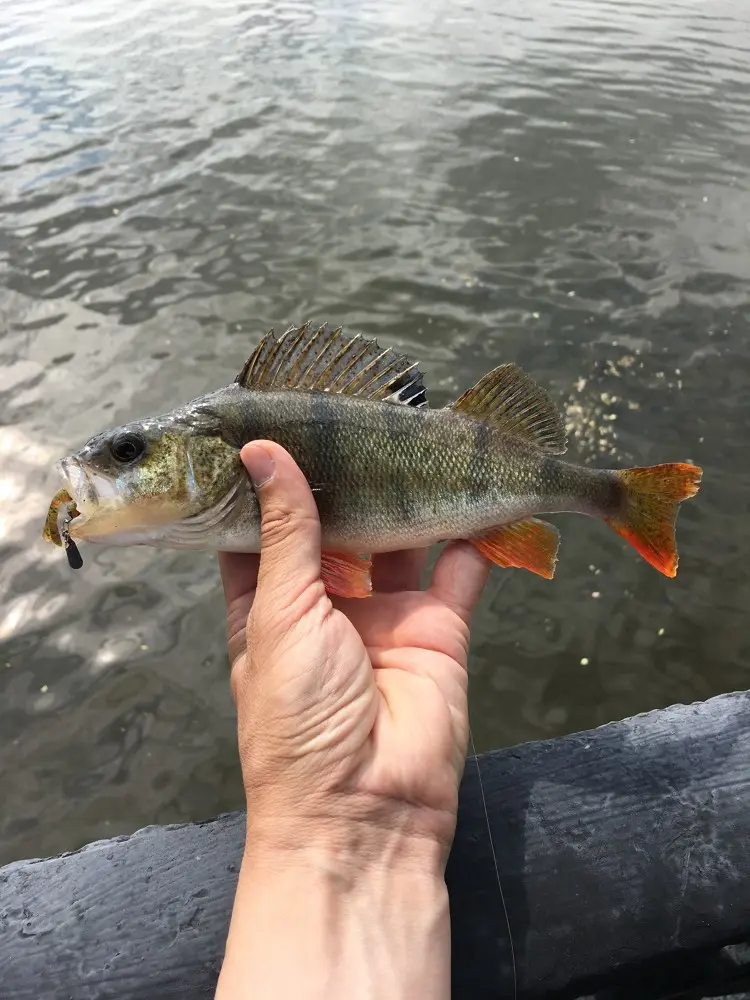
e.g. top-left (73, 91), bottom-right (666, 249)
top-left (43, 322), bottom-right (702, 597)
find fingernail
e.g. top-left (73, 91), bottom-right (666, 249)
top-left (243, 444), bottom-right (275, 488)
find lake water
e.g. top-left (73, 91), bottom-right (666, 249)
top-left (1, 0), bottom-right (749, 866)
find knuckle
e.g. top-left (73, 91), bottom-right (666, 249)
top-left (229, 660), bottom-right (244, 704)
top-left (227, 629), bottom-right (247, 669)
top-left (261, 503), bottom-right (318, 547)
top-left (248, 577), bottom-right (330, 650)
top-left (246, 605), bottom-right (265, 649)
top-left (261, 503), bottom-right (295, 542)
top-left (225, 604), bottom-right (249, 665)
top-left (287, 578), bottom-right (331, 624)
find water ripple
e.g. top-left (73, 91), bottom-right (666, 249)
top-left (1, 0), bottom-right (749, 863)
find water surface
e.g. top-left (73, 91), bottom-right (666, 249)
top-left (1, 0), bottom-right (749, 865)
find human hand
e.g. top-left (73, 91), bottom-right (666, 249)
top-left (219, 440), bottom-right (491, 874)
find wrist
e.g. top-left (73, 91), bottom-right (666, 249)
top-left (241, 834), bottom-right (449, 913)
top-left (245, 789), bottom-right (456, 881)
top-left (219, 830), bottom-right (451, 1000)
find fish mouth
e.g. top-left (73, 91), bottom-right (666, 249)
top-left (54, 457), bottom-right (122, 538)
top-left (57, 457), bottom-right (123, 504)
top-left (52, 455), bottom-right (185, 544)
top-left (57, 457), bottom-right (91, 505)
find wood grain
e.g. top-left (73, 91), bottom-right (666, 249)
top-left (2, 691), bottom-right (750, 999)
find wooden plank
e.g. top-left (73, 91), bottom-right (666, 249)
top-left (2, 691), bottom-right (750, 999)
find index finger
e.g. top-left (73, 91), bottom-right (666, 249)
top-left (371, 547), bottom-right (429, 593)
top-left (218, 551), bottom-right (260, 608)
top-left (428, 541), bottom-right (491, 625)
top-left (218, 551), bottom-right (260, 670)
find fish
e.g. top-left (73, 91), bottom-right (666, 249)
top-left (42, 321), bottom-right (702, 597)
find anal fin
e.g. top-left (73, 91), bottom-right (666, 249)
top-left (321, 551), bottom-right (373, 598)
top-left (470, 518), bottom-right (560, 579)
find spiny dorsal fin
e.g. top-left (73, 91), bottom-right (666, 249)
top-left (450, 363), bottom-right (567, 454)
top-left (235, 322), bottom-right (428, 407)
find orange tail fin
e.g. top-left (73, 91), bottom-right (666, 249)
top-left (605, 463), bottom-right (702, 577)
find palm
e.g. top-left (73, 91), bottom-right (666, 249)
top-left (220, 544), bottom-right (488, 843)
top-left (334, 587), bottom-right (470, 808)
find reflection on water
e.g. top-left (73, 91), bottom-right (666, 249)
top-left (1, 0), bottom-right (749, 864)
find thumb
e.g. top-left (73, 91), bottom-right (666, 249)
top-left (241, 440), bottom-right (324, 617)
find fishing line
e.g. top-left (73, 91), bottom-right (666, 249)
top-left (468, 726), bottom-right (517, 1000)
top-left (468, 571), bottom-right (516, 1000)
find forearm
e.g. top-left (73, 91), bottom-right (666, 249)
top-left (215, 821), bottom-right (451, 1000)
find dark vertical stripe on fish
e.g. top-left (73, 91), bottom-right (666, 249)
top-left (468, 418), bottom-right (492, 503)
top-left (382, 397), bottom-right (416, 526)
top-left (307, 391), bottom-right (336, 524)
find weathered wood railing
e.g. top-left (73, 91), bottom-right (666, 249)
top-left (2, 691), bottom-right (750, 999)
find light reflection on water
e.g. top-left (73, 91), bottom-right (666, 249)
top-left (1, 0), bottom-right (749, 863)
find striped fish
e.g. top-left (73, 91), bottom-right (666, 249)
top-left (43, 322), bottom-right (702, 596)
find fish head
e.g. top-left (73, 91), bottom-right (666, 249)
top-left (54, 409), bottom-right (243, 545)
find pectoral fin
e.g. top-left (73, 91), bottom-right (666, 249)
top-left (321, 551), bottom-right (373, 598)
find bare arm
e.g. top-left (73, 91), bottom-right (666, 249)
top-left (217, 827), bottom-right (450, 1000)
top-left (215, 441), bottom-right (490, 1000)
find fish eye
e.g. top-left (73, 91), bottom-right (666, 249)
top-left (109, 431), bottom-right (147, 464)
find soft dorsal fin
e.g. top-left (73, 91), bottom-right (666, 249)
top-left (235, 322), bottom-right (428, 407)
top-left (450, 363), bottom-right (567, 454)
